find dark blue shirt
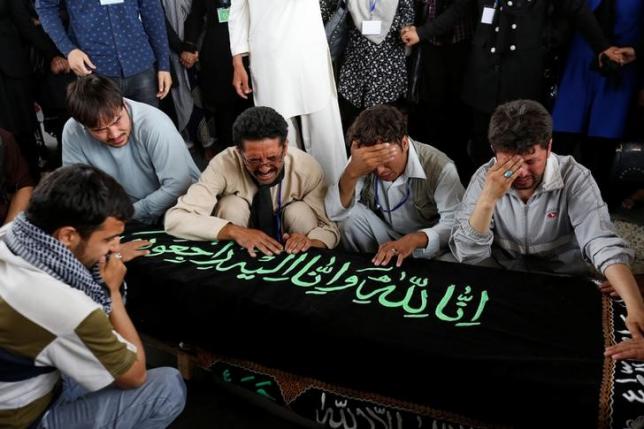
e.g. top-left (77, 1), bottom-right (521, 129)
top-left (36, 0), bottom-right (170, 78)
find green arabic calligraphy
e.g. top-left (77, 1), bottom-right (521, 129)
top-left (128, 231), bottom-right (490, 326)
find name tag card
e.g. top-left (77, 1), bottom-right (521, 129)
top-left (217, 7), bottom-right (230, 23)
top-left (100, 0), bottom-right (124, 5)
top-left (362, 20), bottom-right (382, 35)
top-left (481, 7), bottom-right (495, 24)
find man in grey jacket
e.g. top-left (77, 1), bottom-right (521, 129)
top-left (450, 99), bottom-right (644, 340)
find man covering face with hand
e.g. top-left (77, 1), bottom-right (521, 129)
top-left (450, 99), bottom-right (644, 341)
top-left (325, 105), bottom-right (464, 267)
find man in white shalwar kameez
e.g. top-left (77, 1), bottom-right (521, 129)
top-left (228, 0), bottom-right (347, 185)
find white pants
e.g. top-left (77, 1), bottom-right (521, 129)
top-left (286, 95), bottom-right (347, 186)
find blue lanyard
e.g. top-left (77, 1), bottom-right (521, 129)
top-left (273, 181), bottom-right (283, 243)
top-left (368, 0), bottom-right (379, 15)
top-left (374, 177), bottom-right (411, 213)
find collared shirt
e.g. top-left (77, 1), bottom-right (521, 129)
top-left (450, 154), bottom-right (634, 275)
top-left (165, 146), bottom-right (340, 249)
top-left (36, 0), bottom-right (170, 78)
top-left (326, 143), bottom-right (463, 259)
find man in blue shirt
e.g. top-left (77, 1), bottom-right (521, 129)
top-left (62, 75), bottom-right (200, 225)
top-left (36, 0), bottom-right (171, 107)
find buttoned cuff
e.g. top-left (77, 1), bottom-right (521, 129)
top-left (413, 228), bottom-right (441, 259)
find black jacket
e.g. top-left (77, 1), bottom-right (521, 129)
top-left (462, 0), bottom-right (610, 113)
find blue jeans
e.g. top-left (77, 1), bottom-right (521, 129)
top-left (108, 68), bottom-right (159, 107)
top-left (38, 367), bottom-right (186, 429)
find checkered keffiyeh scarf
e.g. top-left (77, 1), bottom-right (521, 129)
top-left (5, 214), bottom-right (113, 313)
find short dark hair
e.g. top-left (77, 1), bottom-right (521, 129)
top-left (66, 75), bottom-right (124, 129)
top-left (26, 165), bottom-right (133, 238)
top-left (488, 100), bottom-right (552, 154)
top-left (232, 106), bottom-right (288, 149)
top-left (347, 105), bottom-right (407, 147)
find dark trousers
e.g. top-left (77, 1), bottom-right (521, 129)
top-left (408, 41), bottom-right (472, 183)
top-left (108, 68), bottom-right (158, 107)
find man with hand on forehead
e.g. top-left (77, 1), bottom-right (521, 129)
top-left (325, 105), bottom-right (464, 267)
top-left (165, 106), bottom-right (339, 256)
top-left (450, 99), bottom-right (644, 340)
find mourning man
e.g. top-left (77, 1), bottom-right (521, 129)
top-left (325, 105), bottom-right (464, 267)
top-left (63, 75), bottom-right (200, 225)
top-left (166, 106), bottom-right (339, 256)
top-left (450, 99), bottom-right (644, 339)
top-left (0, 165), bottom-right (186, 428)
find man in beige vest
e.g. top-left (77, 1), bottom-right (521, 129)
top-left (325, 105), bottom-right (464, 266)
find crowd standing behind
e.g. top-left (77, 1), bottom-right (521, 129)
top-left (0, 0), bottom-right (643, 427)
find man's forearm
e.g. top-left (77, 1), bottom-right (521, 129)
top-left (605, 264), bottom-right (644, 310)
top-left (468, 195), bottom-right (496, 235)
top-left (338, 171), bottom-right (358, 209)
top-left (109, 293), bottom-right (146, 367)
top-left (4, 186), bottom-right (33, 225)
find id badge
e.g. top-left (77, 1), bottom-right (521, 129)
top-left (481, 7), bottom-right (495, 24)
top-left (217, 7), bottom-right (230, 23)
top-left (361, 20), bottom-right (382, 35)
top-left (100, 0), bottom-right (125, 5)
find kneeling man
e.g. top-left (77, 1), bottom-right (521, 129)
top-left (450, 99), bottom-right (644, 338)
top-left (325, 105), bottom-right (464, 266)
top-left (63, 75), bottom-right (200, 225)
top-left (165, 106), bottom-right (339, 255)
top-left (0, 165), bottom-right (186, 428)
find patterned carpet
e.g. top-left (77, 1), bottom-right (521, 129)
top-left (614, 219), bottom-right (644, 274)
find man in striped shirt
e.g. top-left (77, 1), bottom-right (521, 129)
top-left (0, 165), bottom-right (186, 428)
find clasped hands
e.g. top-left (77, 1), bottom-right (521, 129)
top-left (601, 46), bottom-right (637, 66)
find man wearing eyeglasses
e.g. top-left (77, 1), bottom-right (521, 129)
top-left (325, 105), bottom-right (464, 267)
top-left (165, 106), bottom-right (340, 256)
top-left (62, 75), bottom-right (201, 226)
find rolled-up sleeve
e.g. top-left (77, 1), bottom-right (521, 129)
top-left (566, 168), bottom-right (634, 274)
top-left (449, 167), bottom-right (495, 263)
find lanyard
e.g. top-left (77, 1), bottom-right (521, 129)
top-left (273, 181), bottom-right (283, 243)
top-left (368, 0), bottom-right (379, 16)
top-left (374, 177), bottom-right (411, 213)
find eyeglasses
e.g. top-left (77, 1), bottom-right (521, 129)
top-left (241, 148), bottom-right (285, 168)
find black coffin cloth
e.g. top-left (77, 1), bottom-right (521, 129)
top-left (124, 229), bottom-right (622, 429)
